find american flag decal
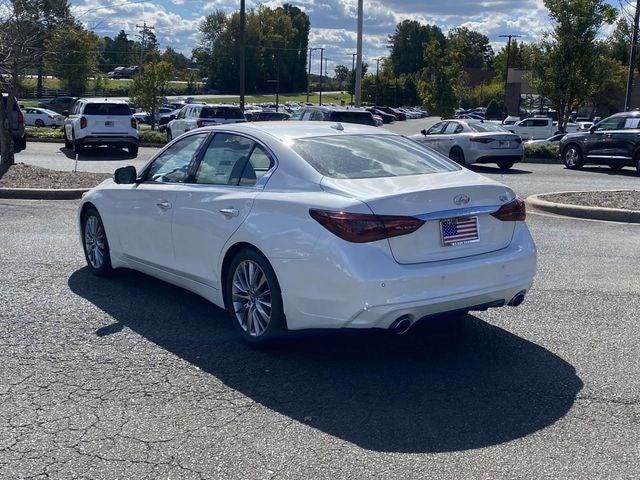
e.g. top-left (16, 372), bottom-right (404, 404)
top-left (440, 217), bottom-right (479, 246)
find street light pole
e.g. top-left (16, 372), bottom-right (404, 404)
top-left (499, 34), bottom-right (520, 117)
top-left (239, 0), bottom-right (246, 111)
top-left (351, 53), bottom-right (356, 106)
top-left (354, 0), bottom-right (363, 107)
top-left (625, 0), bottom-right (640, 111)
top-left (319, 47), bottom-right (324, 106)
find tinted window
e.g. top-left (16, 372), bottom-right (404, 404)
top-left (329, 111), bottom-right (376, 126)
top-left (291, 135), bottom-right (459, 179)
top-left (427, 122), bottom-right (445, 135)
top-left (195, 133), bottom-right (255, 185)
top-left (444, 122), bottom-right (462, 134)
top-left (83, 103), bottom-right (132, 116)
top-left (201, 106), bottom-right (245, 120)
top-left (146, 134), bottom-right (207, 183)
top-left (239, 146), bottom-right (273, 186)
top-left (531, 119), bottom-right (549, 127)
top-left (596, 117), bottom-right (624, 131)
top-left (468, 123), bottom-right (508, 133)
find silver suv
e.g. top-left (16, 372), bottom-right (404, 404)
top-left (166, 104), bottom-right (246, 141)
top-left (63, 99), bottom-right (139, 156)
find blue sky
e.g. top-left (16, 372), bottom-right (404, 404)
top-left (70, 0), bottom-right (622, 71)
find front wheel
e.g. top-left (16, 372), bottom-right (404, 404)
top-left (225, 249), bottom-right (286, 345)
top-left (35, 119), bottom-right (45, 128)
top-left (563, 145), bottom-right (583, 170)
top-left (82, 208), bottom-right (112, 276)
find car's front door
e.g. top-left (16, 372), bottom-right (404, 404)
top-left (440, 121), bottom-right (463, 152)
top-left (171, 133), bottom-right (274, 289)
top-left (109, 132), bottom-right (209, 270)
top-left (420, 121), bottom-right (446, 152)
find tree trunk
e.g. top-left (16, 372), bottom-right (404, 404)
top-left (37, 62), bottom-right (44, 98)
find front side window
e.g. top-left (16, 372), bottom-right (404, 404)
top-left (291, 134), bottom-right (459, 179)
top-left (195, 133), bottom-right (255, 185)
top-left (427, 122), bottom-right (445, 135)
top-left (146, 133), bottom-right (208, 183)
top-left (596, 116), bottom-right (623, 131)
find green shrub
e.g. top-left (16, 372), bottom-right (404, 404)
top-left (25, 127), bottom-right (64, 139)
top-left (139, 130), bottom-right (166, 145)
top-left (524, 143), bottom-right (559, 159)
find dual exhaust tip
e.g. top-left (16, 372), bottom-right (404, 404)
top-left (388, 291), bottom-right (527, 335)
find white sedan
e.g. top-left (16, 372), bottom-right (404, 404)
top-left (23, 107), bottom-right (64, 127)
top-left (78, 122), bottom-right (537, 343)
top-left (412, 120), bottom-right (524, 170)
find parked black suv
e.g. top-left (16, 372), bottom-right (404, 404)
top-left (559, 111), bottom-right (640, 174)
top-left (1, 94), bottom-right (26, 153)
top-left (292, 106), bottom-right (377, 126)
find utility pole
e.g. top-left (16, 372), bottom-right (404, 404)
top-left (499, 34), bottom-right (520, 117)
top-left (351, 53), bottom-right (356, 106)
top-left (319, 47), bottom-right (324, 106)
top-left (136, 22), bottom-right (155, 70)
top-left (354, 0), bottom-right (364, 107)
top-left (239, 0), bottom-right (246, 111)
top-left (625, 0), bottom-right (640, 111)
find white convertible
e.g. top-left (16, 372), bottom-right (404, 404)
top-left (78, 122), bottom-right (537, 343)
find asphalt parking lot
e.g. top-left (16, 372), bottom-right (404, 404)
top-left (2, 121), bottom-right (640, 478)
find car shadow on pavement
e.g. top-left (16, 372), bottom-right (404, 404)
top-left (577, 166), bottom-right (639, 177)
top-left (68, 267), bottom-right (582, 454)
top-left (60, 146), bottom-right (136, 161)
top-left (470, 165), bottom-right (532, 175)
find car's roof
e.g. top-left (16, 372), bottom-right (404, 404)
top-left (78, 98), bottom-right (129, 104)
top-left (611, 110), bottom-right (640, 117)
top-left (199, 121), bottom-right (388, 141)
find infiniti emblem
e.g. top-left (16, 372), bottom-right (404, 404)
top-left (453, 194), bottom-right (470, 206)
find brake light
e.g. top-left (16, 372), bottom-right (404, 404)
top-left (196, 120), bottom-right (205, 128)
top-left (470, 137), bottom-right (494, 144)
top-left (309, 209), bottom-right (425, 243)
top-left (131, 117), bottom-right (137, 129)
top-left (17, 111), bottom-right (24, 124)
top-left (491, 197), bottom-right (526, 221)
top-left (80, 116), bottom-right (87, 129)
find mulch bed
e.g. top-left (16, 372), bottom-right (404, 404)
top-left (0, 163), bottom-right (110, 189)
top-left (543, 190), bottom-right (640, 211)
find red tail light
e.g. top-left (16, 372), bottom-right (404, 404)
top-left (196, 120), bottom-right (205, 128)
top-left (492, 197), bottom-right (526, 221)
top-left (80, 116), bottom-right (87, 129)
top-left (17, 111), bottom-right (24, 124)
top-left (131, 117), bottom-right (137, 129)
top-left (309, 209), bottom-right (425, 243)
top-left (470, 137), bottom-right (494, 144)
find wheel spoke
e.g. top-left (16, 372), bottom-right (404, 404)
top-left (231, 260), bottom-right (272, 337)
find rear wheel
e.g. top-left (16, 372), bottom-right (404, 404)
top-left (497, 160), bottom-right (515, 170)
top-left (449, 147), bottom-right (465, 165)
top-left (34, 119), bottom-right (45, 128)
top-left (128, 144), bottom-right (139, 157)
top-left (81, 207), bottom-right (112, 276)
top-left (225, 249), bottom-right (286, 345)
top-left (563, 144), bottom-right (583, 169)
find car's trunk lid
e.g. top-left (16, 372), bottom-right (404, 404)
top-left (321, 171), bottom-right (516, 264)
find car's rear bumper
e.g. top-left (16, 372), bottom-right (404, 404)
top-left (471, 154), bottom-right (523, 164)
top-left (272, 222), bottom-right (537, 331)
top-left (78, 136), bottom-right (138, 147)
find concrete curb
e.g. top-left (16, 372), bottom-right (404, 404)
top-left (0, 187), bottom-right (88, 200)
top-left (26, 137), bottom-right (166, 148)
top-left (527, 191), bottom-right (640, 223)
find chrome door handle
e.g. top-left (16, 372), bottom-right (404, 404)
top-left (156, 201), bottom-right (172, 210)
top-left (220, 208), bottom-right (239, 217)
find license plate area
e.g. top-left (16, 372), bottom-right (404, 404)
top-left (440, 216), bottom-right (479, 247)
top-left (104, 121), bottom-right (114, 127)
top-left (498, 140), bottom-right (511, 149)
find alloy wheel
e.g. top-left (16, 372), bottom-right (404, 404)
top-left (232, 260), bottom-right (272, 337)
top-left (84, 215), bottom-right (106, 269)
top-left (565, 147), bottom-right (579, 167)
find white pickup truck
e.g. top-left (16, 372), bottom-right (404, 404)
top-left (507, 116), bottom-right (579, 140)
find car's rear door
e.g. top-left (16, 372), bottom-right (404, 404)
top-left (171, 133), bottom-right (274, 289)
top-left (108, 132), bottom-right (209, 269)
top-left (608, 116), bottom-right (640, 162)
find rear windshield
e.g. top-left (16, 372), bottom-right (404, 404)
top-left (83, 103), bottom-right (132, 115)
top-left (201, 106), bottom-right (245, 119)
top-left (291, 135), bottom-right (459, 179)
top-left (468, 122), bottom-right (508, 133)
top-left (329, 111), bottom-right (376, 126)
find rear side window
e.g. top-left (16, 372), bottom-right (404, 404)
top-left (623, 117), bottom-right (640, 129)
top-left (201, 106), bottom-right (245, 120)
top-left (83, 103), bottom-right (132, 116)
top-left (291, 135), bottom-right (459, 179)
top-left (330, 111), bottom-right (376, 126)
top-left (195, 133), bottom-right (255, 185)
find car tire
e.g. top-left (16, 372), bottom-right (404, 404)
top-left (225, 249), bottom-right (286, 345)
top-left (635, 153), bottom-right (640, 176)
top-left (81, 207), bottom-right (113, 277)
top-left (563, 144), bottom-right (583, 170)
top-left (34, 119), bottom-right (45, 128)
top-left (128, 144), bottom-right (139, 157)
top-left (449, 147), bottom-right (465, 165)
top-left (497, 160), bottom-right (515, 170)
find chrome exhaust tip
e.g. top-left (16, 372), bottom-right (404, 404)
top-left (508, 291), bottom-right (527, 307)
top-left (390, 316), bottom-right (413, 335)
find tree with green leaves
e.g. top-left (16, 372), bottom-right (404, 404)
top-left (334, 65), bottom-right (349, 90)
top-left (46, 25), bottom-right (100, 96)
top-left (418, 40), bottom-right (462, 117)
top-left (447, 27), bottom-right (494, 69)
top-left (527, 0), bottom-right (617, 131)
top-left (129, 61), bottom-right (174, 129)
top-left (388, 20), bottom-right (446, 76)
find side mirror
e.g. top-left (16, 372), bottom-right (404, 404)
top-left (61, 110), bottom-right (69, 117)
top-left (589, 125), bottom-right (596, 133)
top-left (420, 129), bottom-right (427, 136)
top-left (114, 166), bottom-right (138, 184)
